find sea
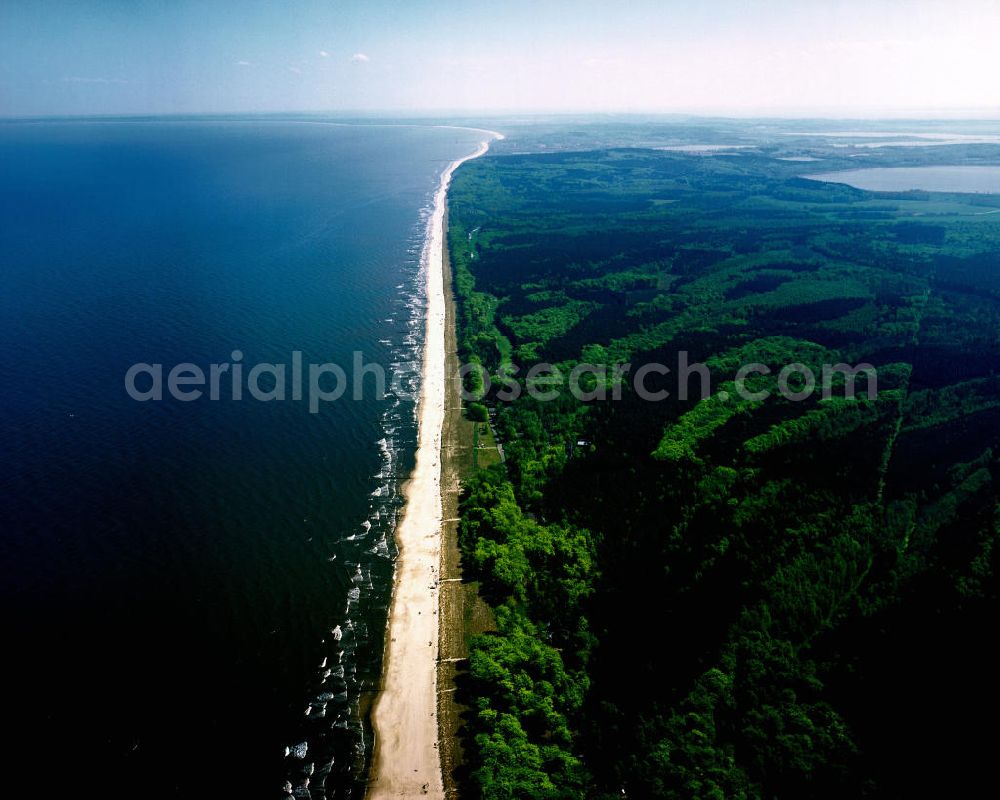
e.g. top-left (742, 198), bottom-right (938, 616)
top-left (0, 118), bottom-right (486, 798)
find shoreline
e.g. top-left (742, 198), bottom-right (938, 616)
top-left (367, 132), bottom-right (501, 799)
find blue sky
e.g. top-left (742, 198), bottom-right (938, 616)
top-left (2, 0), bottom-right (1000, 117)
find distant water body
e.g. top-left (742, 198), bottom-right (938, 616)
top-left (805, 165), bottom-right (1000, 194)
top-left (0, 119), bottom-right (485, 798)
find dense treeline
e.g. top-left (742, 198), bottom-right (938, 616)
top-left (458, 467), bottom-right (595, 796)
top-left (447, 143), bottom-right (1000, 797)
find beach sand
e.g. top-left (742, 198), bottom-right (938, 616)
top-left (367, 133), bottom-right (500, 799)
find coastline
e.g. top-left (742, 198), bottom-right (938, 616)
top-left (367, 132), bottom-right (500, 799)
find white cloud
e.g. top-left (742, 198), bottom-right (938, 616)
top-left (319, 50), bottom-right (330, 58)
top-left (288, 66), bottom-right (302, 74)
top-left (235, 60), bottom-right (251, 66)
top-left (350, 52), bottom-right (370, 63)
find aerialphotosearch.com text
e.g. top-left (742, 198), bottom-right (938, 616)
top-left (125, 350), bottom-right (877, 412)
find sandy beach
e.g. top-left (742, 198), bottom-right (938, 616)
top-left (367, 131), bottom-right (501, 799)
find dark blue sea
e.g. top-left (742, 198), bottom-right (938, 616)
top-left (0, 119), bottom-right (485, 797)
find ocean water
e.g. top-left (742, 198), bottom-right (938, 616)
top-left (0, 119), bottom-right (485, 797)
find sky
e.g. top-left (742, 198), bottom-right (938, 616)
top-left (2, 0), bottom-right (1000, 118)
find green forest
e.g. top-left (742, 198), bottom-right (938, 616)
top-left (445, 141), bottom-right (1000, 798)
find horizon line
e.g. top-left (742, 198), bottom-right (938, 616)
top-left (4, 107), bottom-right (1000, 124)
